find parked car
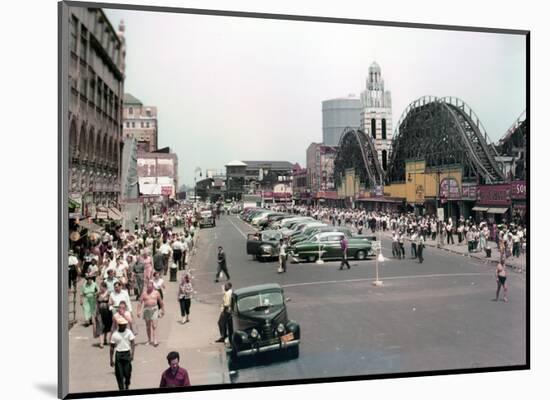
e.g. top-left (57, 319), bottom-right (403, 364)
top-left (289, 231), bottom-right (373, 262)
top-left (228, 283), bottom-right (300, 368)
top-left (199, 210), bottom-right (215, 228)
top-left (290, 226), bottom-right (353, 245)
top-left (257, 213), bottom-right (289, 230)
top-left (246, 230), bottom-right (283, 261)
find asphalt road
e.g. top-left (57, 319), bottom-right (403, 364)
top-left (192, 214), bottom-right (526, 384)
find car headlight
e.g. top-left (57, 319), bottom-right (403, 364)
top-left (261, 245), bottom-right (271, 253)
top-left (277, 323), bottom-right (285, 334)
top-left (250, 328), bottom-right (259, 339)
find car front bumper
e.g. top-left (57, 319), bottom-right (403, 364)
top-left (236, 339), bottom-right (300, 357)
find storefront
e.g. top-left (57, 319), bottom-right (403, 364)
top-left (460, 182), bottom-right (478, 220)
top-left (475, 184), bottom-right (512, 223)
top-left (510, 180), bottom-right (527, 224)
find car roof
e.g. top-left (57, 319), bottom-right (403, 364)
top-left (233, 283), bottom-right (282, 297)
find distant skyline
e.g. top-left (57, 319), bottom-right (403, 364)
top-left (103, 8), bottom-right (526, 187)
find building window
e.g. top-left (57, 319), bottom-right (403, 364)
top-left (132, 122), bottom-right (135, 128)
top-left (97, 79), bottom-right (102, 108)
top-left (80, 76), bottom-right (87, 98)
top-left (371, 118), bottom-right (376, 139)
top-left (146, 122), bottom-right (150, 128)
top-left (141, 122), bottom-right (144, 128)
top-left (129, 107), bottom-right (133, 114)
top-left (70, 16), bottom-right (78, 53)
top-left (381, 119), bottom-right (387, 140)
top-left (382, 150), bottom-right (388, 171)
top-left (80, 26), bottom-right (88, 61)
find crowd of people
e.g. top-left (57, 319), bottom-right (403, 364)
top-left (70, 204), bottom-right (201, 390)
top-left (280, 205), bottom-right (527, 264)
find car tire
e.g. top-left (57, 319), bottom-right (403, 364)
top-left (288, 345), bottom-right (299, 359)
top-left (356, 250), bottom-right (366, 260)
top-left (307, 254), bottom-right (317, 263)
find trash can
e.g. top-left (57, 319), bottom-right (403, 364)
top-left (169, 263), bottom-right (178, 282)
top-left (485, 247), bottom-right (491, 258)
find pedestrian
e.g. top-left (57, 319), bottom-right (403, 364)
top-left (398, 232), bottom-right (405, 259)
top-left (391, 231), bottom-right (400, 259)
top-left (109, 281), bottom-right (133, 315)
top-left (110, 316), bottom-right (135, 391)
top-left (80, 275), bottom-right (98, 327)
top-left (153, 249), bottom-right (165, 278)
top-left (111, 300), bottom-right (135, 335)
top-left (104, 269), bottom-right (119, 294)
top-left (160, 351), bottom-right (191, 387)
top-left (133, 254), bottom-right (145, 300)
top-left (339, 236), bottom-right (351, 270)
top-left (172, 236), bottom-right (184, 270)
top-left (446, 219), bottom-right (454, 245)
top-left (410, 231), bottom-right (418, 259)
top-left (278, 238), bottom-right (287, 273)
top-left (159, 239), bottom-right (172, 276)
top-left (96, 282), bottom-right (112, 348)
top-left (493, 262), bottom-right (508, 302)
top-left (215, 246), bottom-right (230, 282)
top-left (137, 281), bottom-right (164, 347)
top-left (152, 270), bottom-right (166, 301)
top-left (215, 282), bottom-right (233, 343)
top-left (178, 273), bottom-right (193, 324)
top-left (68, 250), bottom-right (80, 291)
top-left (417, 235), bottom-right (425, 263)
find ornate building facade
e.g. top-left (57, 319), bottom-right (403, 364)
top-left (123, 93), bottom-right (158, 153)
top-left (68, 7), bottom-right (126, 217)
top-left (360, 62), bottom-right (393, 171)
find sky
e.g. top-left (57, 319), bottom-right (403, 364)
top-left (103, 8), bottom-right (526, 187)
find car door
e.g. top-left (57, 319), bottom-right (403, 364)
top-left (324, 233), bottom-right (345, 259)
top-left (246, 233), bottom-right (261, 255)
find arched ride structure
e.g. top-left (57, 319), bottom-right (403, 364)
top-left (386, 96), bottom-right (505, 185)
top-left (498, 110), bottom-right (527, 180)
top-left (334, 127), bottom-right (385, 189)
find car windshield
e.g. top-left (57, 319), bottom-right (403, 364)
top-left (237, 291), bottom-right (284, 313)
top-left (262, 232), bottom-right (282, 241)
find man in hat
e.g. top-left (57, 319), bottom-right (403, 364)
top-left (68, 250), bottom-right (80, 291)
top-left (110, 316), bottom-right (135, 390)
top-left (215, 246), bottom-right (230, 282)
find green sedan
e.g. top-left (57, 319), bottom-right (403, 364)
top-left (288, 231), bottom-right (373, 263)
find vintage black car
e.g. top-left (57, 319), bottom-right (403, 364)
top-left (228, 283), bottom-right (300, 367)
top-left (246, 230), bottom-right (283, 261)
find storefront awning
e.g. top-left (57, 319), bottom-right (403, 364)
top-left (108, 207), bottom-right (123, 220)
top-left (78, 219), bottom-right (103, 232)
top-left (487, 207), bottom-right (509, 214)
top-left (471, 206), bottom-right (489, 212)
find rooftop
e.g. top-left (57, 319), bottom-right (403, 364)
top-left (123, 93), bottom-right (143, 106)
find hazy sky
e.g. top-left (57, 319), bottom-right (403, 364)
top-left (104, 8), bottom-right (526, 186)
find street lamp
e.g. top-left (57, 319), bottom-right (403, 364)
top-left (194, 167), bottom-right (202, 207)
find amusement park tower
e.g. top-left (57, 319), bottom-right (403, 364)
top-left (360, 62), bottom-right (393, 171)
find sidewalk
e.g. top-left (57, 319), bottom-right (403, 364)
top-left (68, 226), bottom-right (229, 393)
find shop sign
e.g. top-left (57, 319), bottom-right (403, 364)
top-left (510, 181), bottom-right (527, 200)
top-left (375, 185), bottom-right (383, 197)
top-left (262, 191), bottom-right (274, 198)
top-left (461, 183), bottom-right (478, 200)
top-left (477, 184), bottom-right (511, 206)
top-left (440, 178), bottom-right (461, 200)
top-left (415, 184), bottom-right (425, 202)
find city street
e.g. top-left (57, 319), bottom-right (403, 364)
top-left (69, 214), bottom-right (526, 392)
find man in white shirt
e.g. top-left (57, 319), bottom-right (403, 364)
top-left (215, 283), bottom-right (233, 343)
top-left (110, 317), bottom-right (135, 391)
top-left (159, 239), bottom-right (172, 276)
top-left (68, 250), bottom-right (80, 290)
top-left (109, 281), bottom-right (133, 313)
top-left (171, 237), bottom-right (184, 270)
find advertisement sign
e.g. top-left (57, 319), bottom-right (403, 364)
top-left (461, 183), bottom-right (478, 200)
top-left (137, 158), bottom-right (157, 177)
top-left (437, 208), bottom-right (445, 221)
top-left (510, 181), bottom-right (526, 200)
top-left (375, 185), bottom-right (384, 197)
top-left (415, 184), bottom-right (425, 202)
top-left (440, 178), bottom-right (461, 200)
top-left (477, 184), bottom-right (511, 206)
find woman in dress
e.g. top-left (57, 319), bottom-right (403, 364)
top-left (96, 281), bottom-right (112, 348)
top-left (80, 275), bottom-right (98, 326)
top-left (178, 273), bottom-right (193, 323)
